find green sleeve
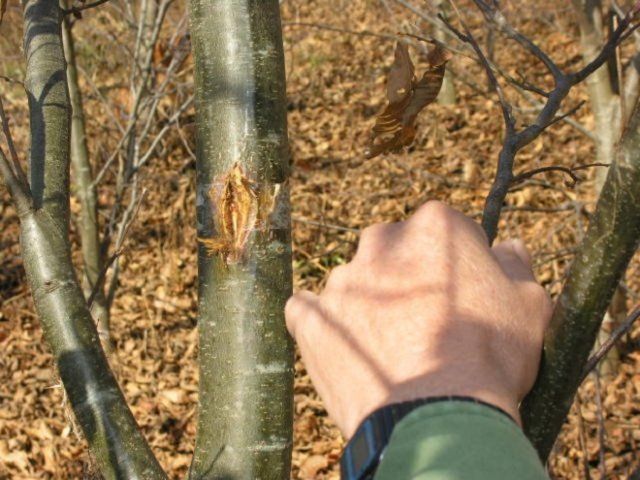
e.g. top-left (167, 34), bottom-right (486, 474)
top-left (374, 400), bottom-right (548, 480)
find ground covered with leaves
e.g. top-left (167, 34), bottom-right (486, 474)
top-left (1, 0), bottom-right (640, 478)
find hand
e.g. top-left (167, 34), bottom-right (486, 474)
top-left (285, 201), bottom-right (552, 438)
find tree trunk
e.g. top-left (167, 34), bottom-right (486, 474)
top-left (188, 1), bottom-right (294, 479)
top-left (521, 99), bottom-right (640, 460)
top-left (10, 1), bottom-right (166, 477)
top-left (572, 0), bottom-right (625, 379)
top-left (61, 9), bottom-right (110, 346)
top-left (434, 0), bottom-right (456, 105)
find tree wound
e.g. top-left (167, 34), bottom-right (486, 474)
top-left (199, 163), bottom-right (276, 264)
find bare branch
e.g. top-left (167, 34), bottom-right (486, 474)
top-left (440, 0), bottom-right (639, 243)
top-left (511, 162), bottom-right (610, 187)
top-left (283, 21), bottom-right (398, 40)
top-left (0, 98), bottom-right (28, 187)
top-left (547, 100), bottom-right (586, 127)
top-left (580, 307), bottom-right (640, 384)
top-left (63, 0), bottom-right (112, 15)
top-left (0, 147), bottom-right (31, 213)
top-left (470, 0), bottom-right (564, 80)
top-left (442, 5), bottom-right (515, 131)
top-left (570, 8), bottom-right (640, 84)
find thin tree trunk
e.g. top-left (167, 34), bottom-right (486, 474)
top-left (434, 0), bottom-right (456, 105)
top-left (572, 0), bottom-right (625, 379)
top-left (573, 0), bottom-right (621, 186)
top-left (521, 99), bottom-right (640, 460)
top-left (623, 37), bottom-right (640, 123)
top-left (61, 8), bottom-right (110, 345)
top-left (188, 1), bottom-right (294, 479)
top-left (10, 1), bottom-right (167, 477)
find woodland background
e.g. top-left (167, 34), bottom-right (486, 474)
top-left (1, 0), bottom-right (640, 478)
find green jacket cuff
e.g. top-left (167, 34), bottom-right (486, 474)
top-left (374, 400), bottom-right (548, 480)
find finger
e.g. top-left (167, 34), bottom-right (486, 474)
top-left (492, 239), bottom-right (535, 282)
top-left (285, 290), bottom-right (321, 339)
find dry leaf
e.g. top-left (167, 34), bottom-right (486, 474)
top-left (365, 41), bottom-right (452, 159)
top-left (299, 454), bottom-right (329, 479)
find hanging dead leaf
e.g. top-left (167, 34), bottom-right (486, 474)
top-left (365, 41), bottom-right (452, 159)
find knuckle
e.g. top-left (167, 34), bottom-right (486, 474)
top-left (414, 200), bottom-right (450, 222)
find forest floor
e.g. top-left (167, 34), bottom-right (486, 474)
top-left (1, 0), bottom-right (640, 478)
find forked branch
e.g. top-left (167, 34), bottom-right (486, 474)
top-left (445, 0), bottom-right (640, 243)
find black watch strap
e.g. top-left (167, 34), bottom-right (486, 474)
top-left (340, 396), bottom-right (514, 480)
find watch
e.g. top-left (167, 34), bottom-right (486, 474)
top-left (340, 396), bottom-right (515, 480)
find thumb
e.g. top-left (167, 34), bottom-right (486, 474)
top-left (285, 290), bottom-right (322, 340)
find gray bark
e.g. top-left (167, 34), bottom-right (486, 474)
top-left (188, 1), bottom-right (294, 478)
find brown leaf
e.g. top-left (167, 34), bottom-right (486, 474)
top-left (365, 41), bottom-right (452, 159)
top-left (299, 454), bottom-right (329, 479)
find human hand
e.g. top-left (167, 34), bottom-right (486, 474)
top-left (285, 201), bottom-right (552, 438)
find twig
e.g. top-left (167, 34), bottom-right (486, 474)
top-left (292, 216), bottom-right (360, 234)
top-left (511, 163), bottom-right (610, 187)
top-left (0, 75), bottom-right (25, 87)
top-left (283, 22), bottom-right (398, 40)
top-left (0, 147), bottom-right (31, 213)
top-left (593, 370), bottom-right (607, 480)
top-left (87, 249), bottom-right (122, 308)
top-left (132, 94), bottom-right (194, 173)
top-left (0, 98), bottom-right (28, 187)
top-left (575, 394), bottom-right (593, 480)
top-left (63, 0), bottom-right (112, 15)
top-left (547, 100), bottom-right (587, 127)
top-left (580, 307), bottom-right (640, 384)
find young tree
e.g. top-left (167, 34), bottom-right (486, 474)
top-left (0, 1), bottom-right (165, 477)
top-left (188, 0), bottom-right (293, 478)
top-left (572, 0), bottom-right (627, 377)
top-left (60, 0), bottom-right (190, 348)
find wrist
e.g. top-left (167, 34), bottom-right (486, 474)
top-left (342, 367), bottom-right (521, 437)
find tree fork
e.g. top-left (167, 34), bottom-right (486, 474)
top-left (188, 1), bottom-right (294, 478)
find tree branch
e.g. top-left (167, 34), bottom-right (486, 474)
top-left (580, 307), bottom-right (640, 384)
top-left (511, 162), bottom-right (609, 187)
top-left (521, 99), bottom-right (640, 460)
top-left (15, 1), bottom-right (166, 477)
top-left (442, 0), bottom-right (639, 243)
top-left (63, 0), bottom-right (112, 15)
